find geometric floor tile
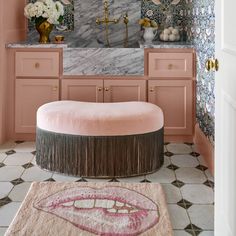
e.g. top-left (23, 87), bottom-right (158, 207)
top-left (108, 178), bottom-right (120, 182)
top-left (163, 156), bottom-right (171, 167)
top-left (187, 205), bottom-right (214, 230)
top-left (76, 177), bottom-right (88, 182)
top-left (0, 202), bottom-right (21, 227)
top-left (0, 141), bottom-right (17, 153)
top-left (171, 155), bottom-right (199, 168)
top-left (168, 204), bottom-right (190, 229)
top-left (197, 156), bottom-right (208, 166)
top-left (0, 153), bottom-right (7, 162)
top-left (198, 231), bottom-right (214, 235)
top-left (0, 227), bottom-right (7, 236)
top-left (175, 168), bottom-right (207, 184)
top-left (22, 163), bottom-right (34, 169)
top-left (203, 180), bottom-right (214, 188)
top-left (0, 141), bottom-right (215, 235)
top-left (177, 199), bottom-right (193, 209)
top-left (0, 163), bottom-right (5, 168)
top-left (0, 197), bottom-right (12, 208)
top-left (0, 183), bottom-right (13, 199)
top-left (166, 164), bottom-right (179, 171)
top-left (52, 173), bottom-right (79, 182)
top-left (140, 179), bottom-right (152, 183)
top-left (173, 230), bottom-right (191, 236)
top-left (164, 151), bottom-right (174, 157)
top-left (10, 178), bottom-right (24, 186)
top-left (8, 182), bottom-right (31, 202)
top-left (190, 152), bottom-right (201, 157)
top-left (44, 178), bottom-right (56, 182)
top-left (181, 184), bottom-right (214, 204)
top-left (13, 142), bottom-right (35, 153)
top-left (0, 166), bottom-right (24, 181)
top-left (21, 166), bottom-right (52, 181)
top-left (162, 184), bottom-right (182, 203)
top-left (171, 180), bottom-right (185, 188)
top-left (117, 175), bottom-right (145, 183)
top-left (195, 165), bottom-right (208, 171)
top-left (31, 151), bottom-right (37, 156)
top-left (146, 168), bottom-right (176, 183)
top-left (3, 153), bottom-right (34, 166)
top-left (5, 150), bottom-right (16, 156)
top-left (185, 224), bottom-right (203, 236)
top-left (166, 143), bottom-right (192, 154)
top-left (205, 170), bottom-right (214, 182)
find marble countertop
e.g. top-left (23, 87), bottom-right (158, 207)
top-left (139, 40), bottom-right (194, 49)
top-left (6, 40), bottom-right (194, 49)
top-left (6, 41), bottom-right (68, 49)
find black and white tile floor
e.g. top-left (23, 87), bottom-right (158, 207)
top-left (0, 141), bottom-right (214, 236)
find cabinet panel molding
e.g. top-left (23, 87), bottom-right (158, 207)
top-left (148, 80), bottom-right (193, 135)
top-left (15, 79), bottom-right (59, 133)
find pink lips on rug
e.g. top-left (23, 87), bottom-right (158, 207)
top-left (34, 186), bottom-right (160, 236)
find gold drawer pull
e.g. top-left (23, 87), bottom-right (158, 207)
top-left (35, 62), bottom-right (40, 68)
top-left (104, 87), bottom-right (109, 92)
top-left (97, 87), bottom-right (102, 92)
top-left (149, 87), bottom-right (154, 92)
top-left (52, 86), bottom-right (58, 91)
top-left (168, 64), bottom-right (173, 70)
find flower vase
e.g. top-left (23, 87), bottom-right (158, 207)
top-left (143, 27), bottom-right (157, 43)
top-left (36, 20), bottom-right (54, 43)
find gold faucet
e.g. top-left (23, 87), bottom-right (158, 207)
top-left (96, 0), bottom-right (120, 47)
top-left (96, 0), bottom-right (120, 25)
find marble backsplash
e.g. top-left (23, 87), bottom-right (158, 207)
top-left (28, 0), bottom-right (141, 47)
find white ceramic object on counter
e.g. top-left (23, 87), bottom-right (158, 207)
top-left (159, 26), bottom-right (181, 42)
top-left (143, 27), bottom-right (158, 43)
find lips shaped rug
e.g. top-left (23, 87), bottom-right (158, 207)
top-left (5, 182), bottom-right (173, 236)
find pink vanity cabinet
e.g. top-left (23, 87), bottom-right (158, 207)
top-left (8, 48), bottom-right (63, 138)
top-left (145, 48), bottom-right (196, 142)
top-left (61, 77), bottom-right (146, 103)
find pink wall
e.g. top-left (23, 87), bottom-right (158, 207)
top-left (0, 0), bottom-right (27, 144)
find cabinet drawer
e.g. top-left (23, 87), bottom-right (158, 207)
top-left (15, 52), bottom-right (60, 77)
top-left (148, 52), bottom-right (193, 78)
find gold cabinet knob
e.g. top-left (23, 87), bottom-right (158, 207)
top-left (97, 87), bottom-right (102, 92)
top-left (149, 87), bottom-right (154, 92)
top-left (104, 87), bottom-right (109, 92)
top-left (35, 62), bottom-right (40, 68)
top-left (52, 86), bottom-right (58, 91)
top-left (206, 58), bottom-right (219, 72)
top-left (168, 64), bottom-right (173, 70)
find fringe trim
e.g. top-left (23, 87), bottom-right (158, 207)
top-left (36, 127), bottom-right (164, 178)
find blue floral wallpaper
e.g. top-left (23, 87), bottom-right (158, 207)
top-left (184, 0), bottom-right (215, 145)
top-left (141, 0), bottom-right (215, 145)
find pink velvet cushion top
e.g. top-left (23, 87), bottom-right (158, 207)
top-left (37, 101), bottom-right (164, 136)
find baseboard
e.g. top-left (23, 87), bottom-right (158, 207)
top-left (193, 123), bottom-right (214, 176)
top-left (164, 135), bottom-right (193, 143)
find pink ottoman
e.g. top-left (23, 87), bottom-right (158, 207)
top-left (36, 101), bottom-right (164, 177)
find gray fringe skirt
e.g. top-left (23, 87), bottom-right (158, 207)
top-left (36, 127), bottom-right (164, 178)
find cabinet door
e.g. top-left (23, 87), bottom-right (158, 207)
top-left (148, 80), bottom-right (193, 135)
top-left (104, 80), bottom-right (146, 102)
top-left (61, 80), bottom-right (103, 102)
top-left (15, 79), bottom-right (59, 133)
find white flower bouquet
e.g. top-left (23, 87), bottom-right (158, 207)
top-left (24, 0), bottom-right (64, 25)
